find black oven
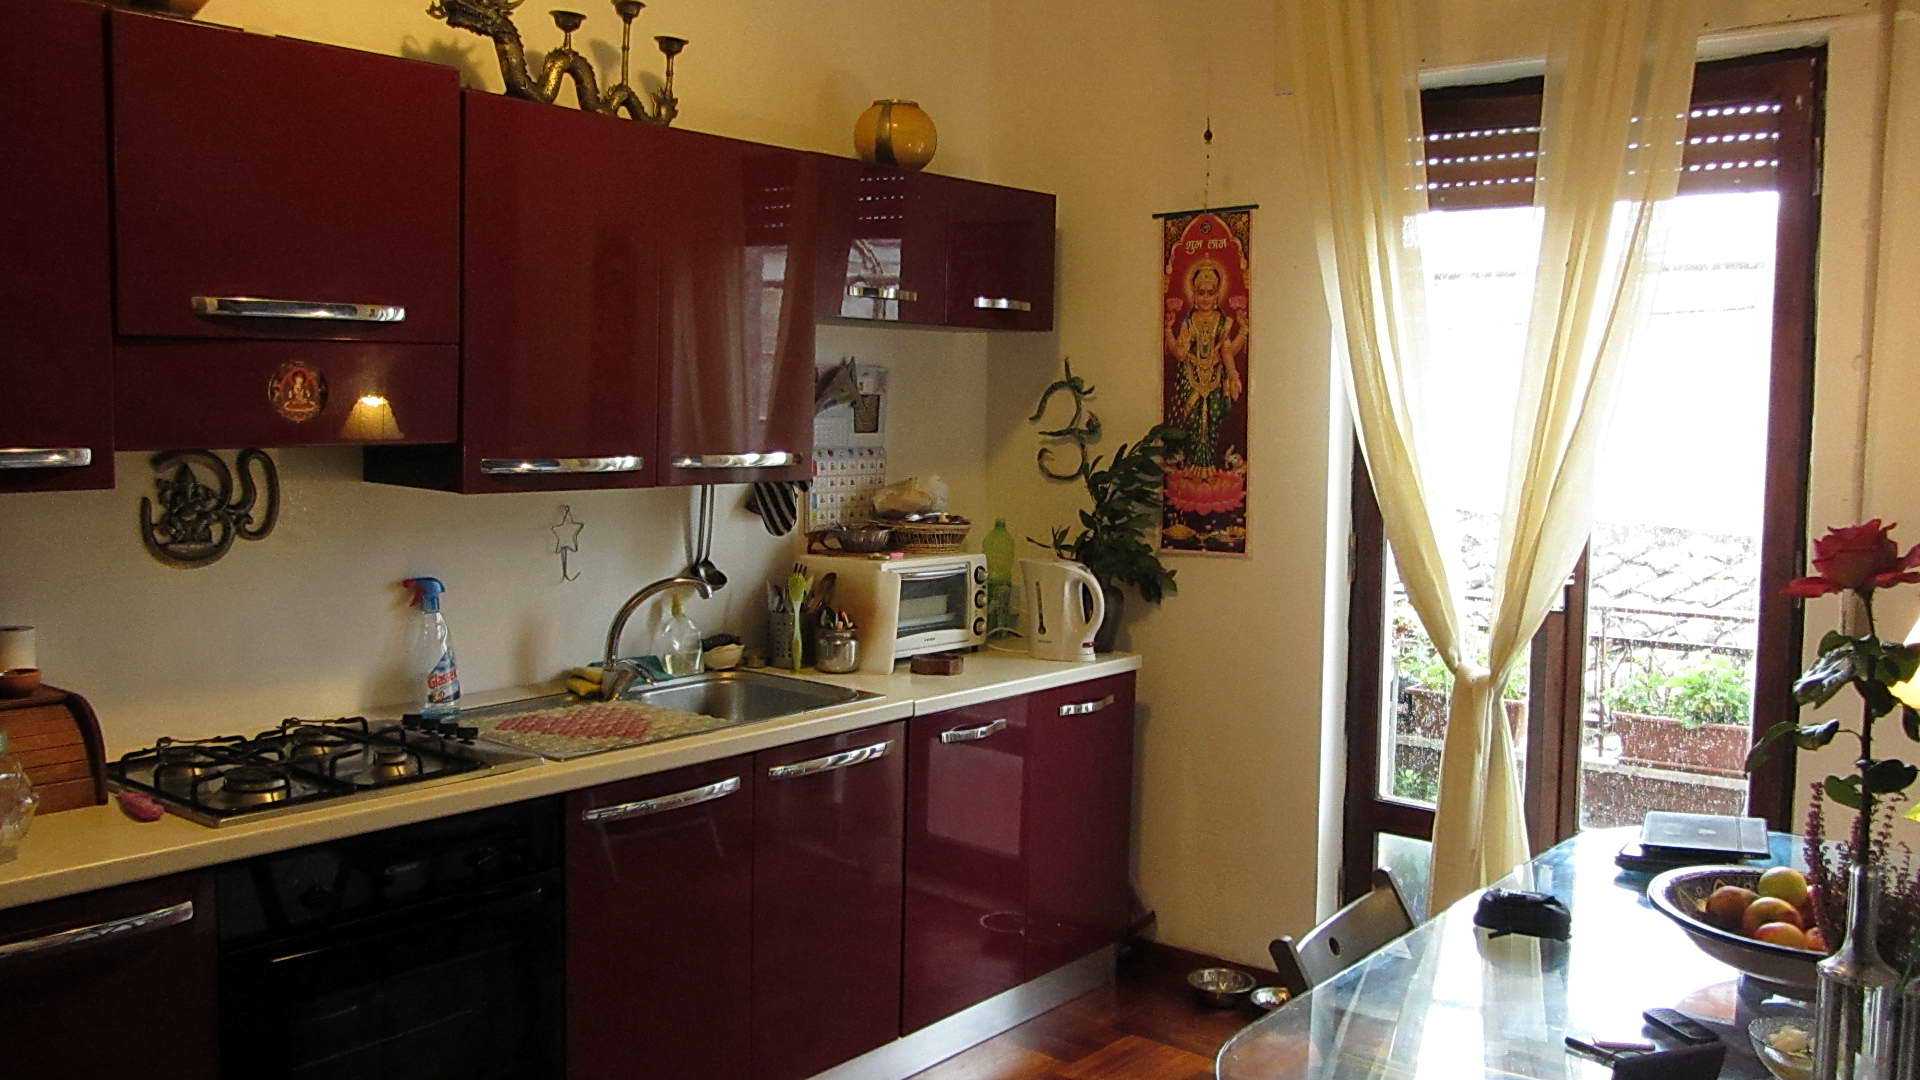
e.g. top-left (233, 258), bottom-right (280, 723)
top-left (217, 799), bottom-right (563, 1079)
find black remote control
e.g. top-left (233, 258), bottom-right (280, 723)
top-left (1643, 1007), bottom-right (1719, 1045)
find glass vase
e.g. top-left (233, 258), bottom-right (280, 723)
top-left (1897, 973), bottom-right (1920, 1080)
top-left (1818, 864), bottom-right (1900, 1080)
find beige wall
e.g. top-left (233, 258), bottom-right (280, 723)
top-left (0, 1), bottom-right (995, 753)
top-left (980, 0), bottom-right (1341, 966)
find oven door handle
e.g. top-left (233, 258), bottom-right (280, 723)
top-left (0, 900), bottom-right (194, 964)
top-left (896, 568), bottom-right (969, 582)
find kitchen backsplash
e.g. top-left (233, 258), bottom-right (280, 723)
top-left (0, 325), bottom-right (987, 753)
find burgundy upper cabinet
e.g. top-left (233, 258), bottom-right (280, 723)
top-left (566, 757), bottom-right (753, 1080)
top-left (1024, 672), bottom-right (1137, 980)
top-left (109, 11), bottom-right (459, 449)
top-left (941, 178), bottom-right (1056, 332)
top-left (655, 129), bottom-right (817, 486)
top-left (816, 160), bottom-right (948, 326)
top-left (0, 0), bottom-right (112, 493)
top-left (752, 724), bottom-right (906, 1079)
top-left (904, 698), bottom-right (1032, 1032)
top-left (0, 873), bottom-right (219, 1078)
top-left (366, 93), bottom-right (662, 492)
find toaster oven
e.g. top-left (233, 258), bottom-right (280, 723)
top-left (797, 553), bottom-right (987, 673)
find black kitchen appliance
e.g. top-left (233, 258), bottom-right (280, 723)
top-left (108, 715), bottom-right (537, 827)
top-left (217, 798), bottom-right (564, 1078)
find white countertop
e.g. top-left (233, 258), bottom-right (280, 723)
top-left (0, 651), bottom-right (1139, 912)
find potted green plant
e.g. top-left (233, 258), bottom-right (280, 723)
top-left (1031, 424), bottom-right (1186, 652)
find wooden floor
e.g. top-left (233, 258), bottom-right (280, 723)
top-left (909, 950), bottom-right (1262, 1080)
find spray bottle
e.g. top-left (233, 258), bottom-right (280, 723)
top-left (402, 577), bottom-right (461, 719)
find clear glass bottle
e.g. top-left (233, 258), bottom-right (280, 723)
top-left (0, 731), bottom-right (39, 857)
top-left (1818, 863), bottom-right (1900, 1080)
top-left (660, 593), bottom-right (703, 677)
top-left (1897, 972), bottom-right (1920, 1080)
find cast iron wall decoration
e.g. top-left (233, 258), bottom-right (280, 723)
top-left (428, 0), bottom-right (686, 125)
top-left (139, 449), bottom-right (281, 567)
top-left (1030, 358), bottom-right (1101, 481)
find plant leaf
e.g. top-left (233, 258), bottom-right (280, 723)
top-left (1794, 647), bottom-right (1857, 706)
top-left (1866, 758), bottom-right (1920, 795)
top-left (1794, 719), bottom-right (1842, 750)
top-left (1904, 706), bottom-right (1920, 742)
top-left (1745, 720), bottom-right (1799, 773)
top-left (1826, 774), bottom-right (1864, 809)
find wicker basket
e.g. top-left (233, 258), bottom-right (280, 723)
top-left (888, 520), bottom-right (973, 554)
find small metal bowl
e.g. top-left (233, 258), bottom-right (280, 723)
top-left (1248, 985), bottom-right (1291, 1012)
top-left (1187, 966), bottom-right (1257, 1008)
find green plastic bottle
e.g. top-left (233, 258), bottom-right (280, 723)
top-left (984, 518), bottom-right (1016, 634)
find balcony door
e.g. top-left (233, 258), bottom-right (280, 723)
top-left (1342, 50), bottom-right (1824, 913)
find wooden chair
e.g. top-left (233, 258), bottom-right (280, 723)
top-left (1268, 868), bottom-right (1415, 996)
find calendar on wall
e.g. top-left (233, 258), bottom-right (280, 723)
top-left (811, 359), bottom-right (889, 529)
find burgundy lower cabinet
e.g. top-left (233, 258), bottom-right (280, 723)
top-left (752, 723), bottom-right (907, 1079)
top-left (0, 872), bottom-right (217, 1078)
top-left (0, 0), bottom-right (113, 494)
top-left (1023, 672), bottom-right (1138, 981)
top-left (565, 756), bottom-right (754, 1080)
top-left (902, 698), bottom-right (1032, 1032)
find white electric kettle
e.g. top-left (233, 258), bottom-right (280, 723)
top-left (1020, 557), bottom-right (1106, 662)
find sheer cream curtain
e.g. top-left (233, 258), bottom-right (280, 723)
top-left (1289, 0), bottom-right (1701, 910)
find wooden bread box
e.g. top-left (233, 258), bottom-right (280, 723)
top-left (0, 685), bottom-right (108, 813)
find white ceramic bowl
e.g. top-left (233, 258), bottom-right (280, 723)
top-left (1647, 866), bottom-right (1821, 990)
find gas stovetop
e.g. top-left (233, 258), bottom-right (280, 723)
top-left (108, 715), bottom-right (538, 827)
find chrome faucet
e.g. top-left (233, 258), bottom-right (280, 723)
top-left (601, 575), bottom-right (714, 698)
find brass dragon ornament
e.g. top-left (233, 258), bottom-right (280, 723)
top-left (428, 0), bottom-right (685, 124)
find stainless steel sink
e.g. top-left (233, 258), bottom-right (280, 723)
top-left (622, 669), bottom-right (871, 723)
top-left (462, 670), bottom-right (877, 760)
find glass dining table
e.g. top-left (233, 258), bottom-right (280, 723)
top-left (1216, 827), bottom-right (1811, 1079)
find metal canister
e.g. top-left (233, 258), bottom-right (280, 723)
top-left (814, 627), bottom-right (859, 674)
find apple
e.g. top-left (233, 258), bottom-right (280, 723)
top-left (1754, 922), bottom-right (1810, 949)
top-left (1805, 927), bottom-right (1830, 953)
top-left (1705, 885), bottom-right (1760, 929)
top-left (1742, 896), bottom-right (1803, 936)
top-left (1758, 866), bottom-right (1812, 909)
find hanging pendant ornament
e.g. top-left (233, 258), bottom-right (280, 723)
top-left (1203, 116), bottom-right (1214, 210)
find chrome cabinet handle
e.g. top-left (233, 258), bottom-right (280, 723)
top-left (940, 718), bottom-right (1008, 744)
top-left (846, 284), bottom-right (919, 303)
top-left (0, 448), bottom-right (92, 470)
top-left (972, 297), bottom-right (1034, 312)
top-left (1058, 694), bottom-right (1116, 717)
top-left (480, 456), bottom-right (645, 476)
top-left (0, 900), bottom-right (194, 963)
top-left (669, 452), bottom-right (799, 470)
top-left (767, 740), bottom-right (891, 780)
top-left (191, 296), bottom-right (407, 323)
top-left (581, 777), bottom-right (740, 823)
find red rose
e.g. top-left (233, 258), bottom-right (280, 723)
top-left (1785, 520), bottom-right (1920, 598)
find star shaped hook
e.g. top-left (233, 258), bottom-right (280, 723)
top-left (551, 504), bottom-right (585, 581)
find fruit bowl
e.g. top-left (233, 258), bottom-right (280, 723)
top-left (1648, 866), bottom-right (1822, 990)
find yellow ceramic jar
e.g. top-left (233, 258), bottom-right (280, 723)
top-left (853, 100), bottom-right (937, 171)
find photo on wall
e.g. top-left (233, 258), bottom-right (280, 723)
top-left (1158, 207), bottom-right (1251, 556)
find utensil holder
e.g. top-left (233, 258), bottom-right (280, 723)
top-left (769, 610), bottom-right (799, 670)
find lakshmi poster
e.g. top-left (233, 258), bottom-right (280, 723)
top-left (1160, 208), bottom-right (1250, 555)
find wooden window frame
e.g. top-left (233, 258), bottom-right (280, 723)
top-left (1341, 48), bottom-right (1825, 902)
